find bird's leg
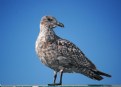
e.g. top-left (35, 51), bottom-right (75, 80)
top-left (59, 69), bottom-right (63, 85)
top-left (54, 71), bottom-right (57, 84)
top-left (48, 70), bottom-right (63, 86)
top-left (48, 71), bottom-right (57, 86)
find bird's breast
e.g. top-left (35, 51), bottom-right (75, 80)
top-left (35, 35), bottom-right (59, 66)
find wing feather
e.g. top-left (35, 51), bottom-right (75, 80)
top-left (56, 39), bottom-right (96, 69)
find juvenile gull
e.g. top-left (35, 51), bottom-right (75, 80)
top-left (35, 16), bottom-right (111, 85)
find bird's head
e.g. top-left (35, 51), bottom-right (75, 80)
top-left (40, 16), bottom-right (64, 29)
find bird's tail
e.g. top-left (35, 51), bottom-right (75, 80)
top-left (78, 67), bottom-right (111, 81)
top-left (93, 70), bottom-right (111, 77)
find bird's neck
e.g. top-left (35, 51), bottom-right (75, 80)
top-left (38, 25), bottom-right (57, 43)
top-left (40, 25), bottom-right (55, 36)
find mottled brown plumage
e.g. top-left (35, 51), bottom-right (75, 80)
top-left (35, 16), bottom-right (111, 85)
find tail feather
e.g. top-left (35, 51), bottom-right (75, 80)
top-left (94, 70), bottom-right (112, 77)
top-left (78, 67), bottom-right (111, 81)
top-left (91, 73), bottom-right (103, 81)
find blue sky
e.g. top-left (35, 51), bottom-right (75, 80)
top-left (0, 0), bottom-right (121, 85)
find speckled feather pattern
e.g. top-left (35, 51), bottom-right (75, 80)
top-left (35, 16), bottom-right (111, 81)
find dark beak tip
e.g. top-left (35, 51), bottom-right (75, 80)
top-left (58, 22), bottom-right (64, 27)
top-left (61, 24), bottom-right (64, 28)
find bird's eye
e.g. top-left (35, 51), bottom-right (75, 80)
top-left (48, 18), bottom-right (53, 21)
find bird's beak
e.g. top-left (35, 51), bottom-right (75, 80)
top-left (57, 22), bottom-right (64, 27)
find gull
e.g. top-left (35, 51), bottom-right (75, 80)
top-left (35, 16), bottom-right (111, 85)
